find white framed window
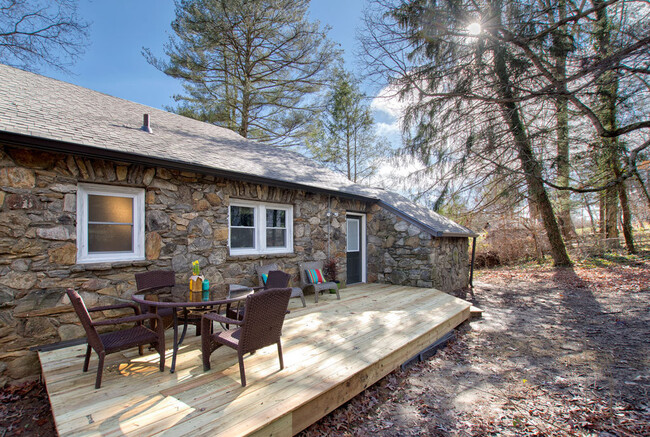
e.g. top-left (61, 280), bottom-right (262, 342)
top-left (229, 200), bottom-right (293, 255)
top-left (76, 183), bottom-right (145, 263)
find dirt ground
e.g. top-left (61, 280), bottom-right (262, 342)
top-left (3, 256), bottom-right (649, 436)
top-left (301, 257), bottom-right (650, 436)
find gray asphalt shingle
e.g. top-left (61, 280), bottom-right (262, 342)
top-left (0, 64), bottom-right (475, 237)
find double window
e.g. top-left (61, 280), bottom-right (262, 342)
top-left (229, 200), bottom-right (293, 255)
top-left (76, 183), bottom-right (145, 263)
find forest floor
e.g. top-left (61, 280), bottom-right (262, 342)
top-left (301, 251), bottom-right (650, 436)
top-left (2, 251), bottom-right (649, 436)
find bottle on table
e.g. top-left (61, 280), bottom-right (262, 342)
top-left (189, 260), bottom-right (204, 302)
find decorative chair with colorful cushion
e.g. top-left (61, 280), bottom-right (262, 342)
top-left (256, 263), bottom-right (306, 307)
top-left (299, 261), bottom-right (339, 303)
top-left (201, 287), bottom-right (292, 387)
top-left (66, 288), bottom-right (165, 389)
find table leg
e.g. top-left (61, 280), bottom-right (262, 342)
top-left (178, 308), bottom-right (189, 346)
top-left (171, 309), bottom-right (179, 374)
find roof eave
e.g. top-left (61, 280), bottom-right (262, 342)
top-left (0, 130), bottom-right (373, 202)
top-left (377, 200), bottom-right (478, 238)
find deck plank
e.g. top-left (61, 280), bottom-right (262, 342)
top-left (39, 284), bottom-right (471, 437)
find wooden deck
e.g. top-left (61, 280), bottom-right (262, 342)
top-left (39, 283), bottom-right (471, 436)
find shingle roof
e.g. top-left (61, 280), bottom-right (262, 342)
top-left (0, 64), bottom-right (476, 238)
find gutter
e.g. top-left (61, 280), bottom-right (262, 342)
top-left (0, 131), bottom-right (371, 203)
top-left (1, 130), bottom-right (478, 239)
top-left (377, 200), bottom-right (479, 238)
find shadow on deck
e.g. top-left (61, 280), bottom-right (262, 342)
top-left (38, 283), bottom-right (471, 436)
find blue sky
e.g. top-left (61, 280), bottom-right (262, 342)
top-left (40, 0), bottom-right (368, 111)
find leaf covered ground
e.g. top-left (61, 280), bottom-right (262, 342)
top-left (300, 257), bottom-right (650, 436)
top-left (2, 256), bottom-right (649, 436)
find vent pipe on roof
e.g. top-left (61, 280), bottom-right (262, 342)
top-left (142, 114), bottom-right (153, 133)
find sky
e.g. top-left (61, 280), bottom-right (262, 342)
top-left (36, 0), bottom-right (408, 187)
top-left (39, 0), bottom-right (369, 111)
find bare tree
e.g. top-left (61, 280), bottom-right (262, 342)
top-left (359, 0), bottom-right (650, 261)
top-left (0, 0), bottom-right (88, 72)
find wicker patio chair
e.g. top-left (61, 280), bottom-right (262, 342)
top-left (227, 270), bottom-right (291, 320)
top-left (201, 287), bottom-right (292, 387)
top-left (135, 270), bottom-right (204, 335)
top-left (299, 261), bottom-right (340, 303)
top-left (66, 289), bottom-right (165, 389)
top-left (135, 270), bottom-right (176, 326)
top-left (256, 263), bottom-right (306, 307)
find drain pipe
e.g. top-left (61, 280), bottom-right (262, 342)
top-left (469, 236), bottom-right (477, 287)
top-left (327, 195), bottom-right (331, 259)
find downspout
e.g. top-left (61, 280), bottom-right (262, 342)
top-left (327, 195), bottom-right (331, 260)
top-left (469, 236), bottom-right (477, 288)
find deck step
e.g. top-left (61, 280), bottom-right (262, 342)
top-left (470, 305), bottom-right (483, 319)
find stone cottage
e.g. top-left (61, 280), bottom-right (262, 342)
top-left (0, 64), bottom-right (476, 385)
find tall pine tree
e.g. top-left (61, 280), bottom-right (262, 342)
top-left (144, 0), bottom-right (339, 146)
top-left (307, 69), bottom-right (385, 183)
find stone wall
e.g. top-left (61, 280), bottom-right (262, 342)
top-left (367, 206), bottom-right (470, 291)
top-left (0, 144), bottom-right (469, 385)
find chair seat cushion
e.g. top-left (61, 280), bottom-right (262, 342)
top-left (100, 326), bottom-right (159, 353)
top-left (290, 287), bottom-right (303, 298)
top-left (212, 328), bottom-right (241, 349)
top-left (312, 281), bottom-right (337, 292)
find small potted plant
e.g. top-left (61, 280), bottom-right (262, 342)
top-left (324, 257), bottom-right (341, 292)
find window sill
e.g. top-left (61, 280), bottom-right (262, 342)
top-left (226, 252), bottom-right (296, 261)
top-left (76, 255), bottom-right (146, 265)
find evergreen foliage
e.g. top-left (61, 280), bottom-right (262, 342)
top-left (144, 0), bottom-right (339, 146)
top-left (306, 69), bottom-right (386, 182)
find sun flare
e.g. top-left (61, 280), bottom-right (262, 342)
top-left (468, 22), bottom-right (482, 35)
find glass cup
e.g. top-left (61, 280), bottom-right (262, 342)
top-left (202, 279), bottom-right (210, 301)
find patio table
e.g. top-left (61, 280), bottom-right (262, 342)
top-left (132, 285), bottom-right (253, 373)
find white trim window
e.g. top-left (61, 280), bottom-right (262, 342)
top-left (229, 200), bottom-right (293, 255)
top-left (76, 183), bottom-right (145, 263)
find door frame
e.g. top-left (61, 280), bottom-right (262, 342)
top-left (345, 213), bottom-right (367, 284)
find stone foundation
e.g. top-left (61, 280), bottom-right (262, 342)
top-left (0, 144), bottom-right (469, 385)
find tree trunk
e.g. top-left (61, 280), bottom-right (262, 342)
top-left (599, 190), bottom-right (606, 239)
top-left (593, 0), bottom-right (633, 251)
top-left (346, 134), bottom-right (351, 180)
top-left (634, 168), bottom-right (650, 211)
top-left (605, 183), bottom-right (619, 248)
top-left (492, 36), bottom-right (571, 266)
top-left (617, 179), bottom-right (635, 253)
top-left (581, 193), bottom-right (597, 235)
top-left (552, 0), bottom-right (577, 241)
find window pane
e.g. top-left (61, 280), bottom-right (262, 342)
top-left (88, 224), bottom-right (133, 252)
top-left (231, 206), bottom-right (254, 227)
top-left (231, 228), bottom-right (255, 248)
top-left (266, 229), bottom-right (286, 248)
top-left (88, 195), bottom-right (133, 223)
top-left (347, 219), bottom-right (359, 252)
top-left (266, 209), bottom-right (285, 228)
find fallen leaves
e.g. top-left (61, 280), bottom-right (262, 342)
top-left (0, 379), bottom-right (55, 436)
top-left (300, 259), bottom-right (650, 437)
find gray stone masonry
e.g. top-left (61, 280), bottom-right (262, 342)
top-left (0, 144), bottom-right (468, 385)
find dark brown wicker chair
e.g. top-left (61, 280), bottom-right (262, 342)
top-left (256, 263), bottom-right (306, 307)
top-left (134, 270), bottom-right (177, 324)
top-left (202, 287), bottom-right (292, 387)
top-left (227, 270), bottom-right (291, 321)
top-left (135, 270), bottom-right (205, 336)
top-left (264, 270), bottom-right (291, 289)
top-left (66, 289), bottom-right (165, 389)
